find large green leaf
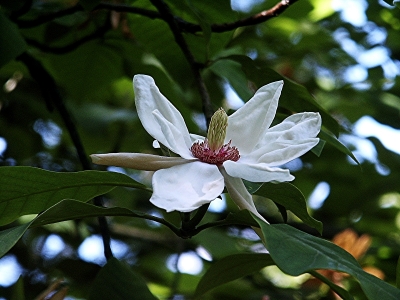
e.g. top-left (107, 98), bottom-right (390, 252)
top-left (195, 253), bottom-right (353, 300)
top-left (0, 167), bottom-right (147, 226)
top-left (0, 200), bottom-right (151, 258)
top-left (253, 182), bottom-right (323, 234)
top-left (255, 220), bottom-right (400, 300)
top-left (88, 257), bottom-right (158, 300)
top-left (30, 199), bottom-right (148, 228)
top-left (0, 12), bottom-right (27, 68)
top-left (194, 253), bottom-right (275, 298)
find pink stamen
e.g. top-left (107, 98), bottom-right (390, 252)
top-left (190, 139), bottom-right (240, 165)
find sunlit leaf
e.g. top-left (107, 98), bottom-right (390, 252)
top-left (209, 58), bottom-right (252, 101)
top-left (255, 220), bottom-right (400, 300)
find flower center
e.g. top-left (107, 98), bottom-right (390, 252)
top-left (191, 140), bottom-right (240, 165)
top-left (190, 108), bottom-right (240, 165)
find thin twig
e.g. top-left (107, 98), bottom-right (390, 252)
top-left (16, 4), bottom-right (81, 28)
top-left (149, 0), bottom-right (214, 125)
top-left (14, 2), bottom-right (160, 28)
top-left (17, 52), bottom-right (114, 261)
top-left (15, 0), bottom-right (299, 34)
top-left (208, 0), bottom-right (299, 33)
top-left (25, 20), bottom-right (110, 54)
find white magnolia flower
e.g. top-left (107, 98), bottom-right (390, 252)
top-left (91, 74), bottom-right (321, 222)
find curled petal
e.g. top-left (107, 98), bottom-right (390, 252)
top-left (245, 139), bottom-right (319, 166)
top-left (134, 75), bottom-right (192, 157)
top-left (90, 153), bottom-right (193, 171)
top-left (226, 81), bottom-right (283, 155)
top-left (257, 112), bottom-right (321, 147)
top-left (245, 112), bottom-right (321, 166)
top-left (219, 167), bottom-right (268, 223)
top-left (151, 162), bottom-right (224, 212)
top-left (223, 160), bottom-right (294, 183)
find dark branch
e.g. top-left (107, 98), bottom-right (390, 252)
top-left (16, 4), bottom-right (82, 28)
top-left (25, 20), bottom-right (110, 54)
top-left (9, 0), bottom-right (33, 21)
top-left (149, 0), bottom-right (214, 125)
top-left (15, 2), bottom-right (160, 28)
top-left (17, 52), bottom-right (114, 261)
top-left (209, 0), bottom-right (299, 33)
top-left (15, 0), bottom-right (299, 35)
top-left (96, 2), bottom-right (160, 19)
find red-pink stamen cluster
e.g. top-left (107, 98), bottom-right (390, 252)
top-left (190, 139), bottom-right (240, 165)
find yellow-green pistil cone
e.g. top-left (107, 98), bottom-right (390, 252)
top-left (207, 108), bottom-right (228, 151)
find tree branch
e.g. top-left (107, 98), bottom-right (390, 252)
top-left (17, 52), bottom-right (114, 261)
top-left (15, 0), bottom-right (299, 34)
top-left (25, 20), bottom-right (110, 54)
top-left (15, 2), bottom-right (160, 28)
top-left (208, 0), bottom-right (299, 33)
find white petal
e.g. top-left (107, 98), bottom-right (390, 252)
top-left (219, 167), bottom-right (268, 223)
top-left (152, 110), bottom-right (194, 159)
top-left (226, 81), bottom-right (283, 154)
top-left (223, 160), bottom-right (294, 183)
top-left (190, 134), bottom-right (205, 143)
top-left (244, 139), bottom-right (319, 166)
top-left (150, 162), bottom-right (224, 212)
top-left (90, 153), bottom-right (193, 171)
top-left (257, 112), bottom-right (321, 146)
top-left (152, 140), bottom-right (160, 148)
top-left (133, 75), bottom-right (192, 157)
top-left (245, 112), bottom-right (321, 165)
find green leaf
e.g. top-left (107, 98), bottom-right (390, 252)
top-left (0, 12), bottom-right (27, 68)
top-left (255, 221), bottom-right (400, 300)
top-left (88, 257), bottom-right (158, 300)
top-left (0, 167), bottom-right (146, 226)
top-left (30, 199), bottom-right (148, 228)
top-left (224, 54), bottom-right (340, 136)
top-left (194, 253), bottom-right (275, 298)
top-left (319, 128), bottom-right (359, 164)
top-left (253, 182), bottom-right (323, 234)
top-left (0, 200), bottom-right (150, 258)
top-left (311, 139), bottom-right (326, 157)
top-left (209, 59), bottom-right (253, 101)
top-left (0, 223), bottom-right (32, 258)
top-left (44, 40), bottom-right (125, 100)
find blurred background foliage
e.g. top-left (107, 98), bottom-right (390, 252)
top-left (1, 0), bottom-right (400, 299)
